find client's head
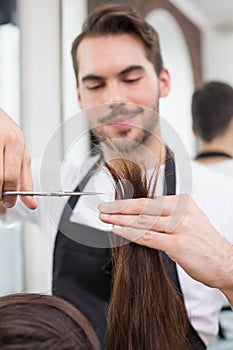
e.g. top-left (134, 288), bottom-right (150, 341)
top-left (0, 293), bottom-right (100, 350)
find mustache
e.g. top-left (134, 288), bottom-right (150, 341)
top-left (98, 104), bottom-right (144, 124)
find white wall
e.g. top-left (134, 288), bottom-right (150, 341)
top-left (19, 0), bottom-right (62, 292)
top-left (0, 23), bottom-right (25, 295)
top-left (146, 9), bottom-right (196, 157)
top-left (61, 0), bottom-right (87, 119)
top-left (170, 0), bottom-right (233, 87)
top-left (203, 29), bottom-right (233, 86)
top-left (18, 0), bottom-right (87, 293)
top-left (19, 0), bottom-right (62, 159)
top-left (0, 24), bottom-right (20, 123)
top-left (61, 0), bottom-right (89, 166)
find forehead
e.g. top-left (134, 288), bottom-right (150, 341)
top-left (76, 34), bottom-right (150, 78)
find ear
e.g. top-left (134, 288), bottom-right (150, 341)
top-left (158, 68), bottom-right (170, 98)
top-left (77, 86), bottom-right (83, 109)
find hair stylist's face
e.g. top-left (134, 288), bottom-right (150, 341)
top-left (76, 34), bottom-right (170, 149)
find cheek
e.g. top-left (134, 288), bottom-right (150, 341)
top-left (86, 112), bottom-right (99, 128)
top-left (78, 87), bottom-right (98, 109)
top-left (82, 93), bottom-right (108, 110)
top-left (130, 79), bottom-right (159, 106)
top-left (79, 94), bottom-right (93, 109)
top-left (132, 88), bottom-right (158, 109)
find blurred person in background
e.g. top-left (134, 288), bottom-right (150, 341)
top-left (192, 81), bottom-right (233, 176)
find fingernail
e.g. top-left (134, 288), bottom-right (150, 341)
top-left (100, 213), bottom-right (110, 218)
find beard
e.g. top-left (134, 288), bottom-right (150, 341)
top-left (91, 104), bottom-right (159, 155)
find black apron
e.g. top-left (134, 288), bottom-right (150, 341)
top-left (53, 151), bottom-right (206, 350)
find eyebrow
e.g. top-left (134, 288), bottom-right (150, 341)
top-left (82, 65), bottom-right (145, 83)
top-left (118, 65), bottom-right (145, 76)
top-left (82, 74), bottom-right (103, 83)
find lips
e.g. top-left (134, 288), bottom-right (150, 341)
top-left (107, 115), bottom-right (136, 130)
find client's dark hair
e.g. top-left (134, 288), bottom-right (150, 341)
top-left (0, 293), bottom-right (100, 350)
top-left (105, 157), bottom-right (189, 350)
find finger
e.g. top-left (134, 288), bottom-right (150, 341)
top-left (2, 132), bottom-right (25, 208)
top-left (112, 225), bottom-right (152, 241)
top-left (99, 198), bottom-right (166, 216)
top-left (112, 225), bottom-right (175, 252)
top-left (99, 195), bottom-right (190, 217)
top-left (99, 212), bottom-right (174, 233)
top-left (19, 147), bottom-right (37, 209)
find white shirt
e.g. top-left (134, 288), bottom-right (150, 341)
top-left (202, 159), bottom-right (233, 177)
top-left (8, 156), bottom-right (233, 345)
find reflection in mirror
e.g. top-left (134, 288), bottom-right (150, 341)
top-left (0, 0), bottom-right (24, 295)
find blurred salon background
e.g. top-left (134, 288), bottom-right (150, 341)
top-left (0, 1), bottom-right (233, 348)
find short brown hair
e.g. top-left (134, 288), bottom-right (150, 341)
top-left (71, 4), bottom-right (163, 85)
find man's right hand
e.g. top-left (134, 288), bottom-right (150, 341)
top-left (99, 194), bottom-right (233, 295)
top-left (0, 109), bottom-right (37, 210)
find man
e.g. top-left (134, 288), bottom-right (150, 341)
top-left (1, 4), bottom-right (233, 349)
top-left (192, 81), bottom-right (233, 175)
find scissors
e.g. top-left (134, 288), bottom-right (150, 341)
top-left (2, 191), bottom-right (105, 197)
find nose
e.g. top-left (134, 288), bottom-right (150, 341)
top-left (104, 83), bottom-right (127, 105)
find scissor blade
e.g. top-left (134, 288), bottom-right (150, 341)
top-left (2, 191), bottom-right (105, 197)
